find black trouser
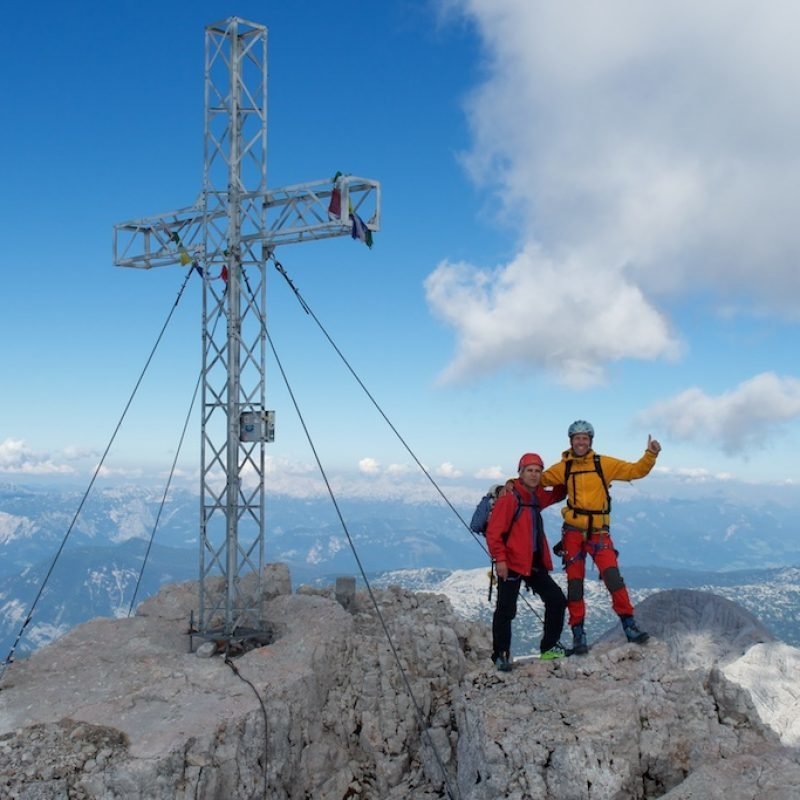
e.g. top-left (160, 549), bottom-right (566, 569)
top-left (492, 569), bottom-right (566, 658)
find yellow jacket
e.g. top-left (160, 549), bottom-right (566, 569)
top-left (541, 448), bottom-right (657, 532)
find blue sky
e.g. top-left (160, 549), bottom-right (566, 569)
top-left (3, 0), bottom-right (800, 500)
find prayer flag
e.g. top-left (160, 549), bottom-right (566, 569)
top-left (328, 170), bottom-right (343, 220)
top-left (350, 211), bottom-right (373, 249)
top-left (328, 187), bottom-right (342, 220)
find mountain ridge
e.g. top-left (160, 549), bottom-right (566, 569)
top-left (3, 482), bottom-right (800, 658)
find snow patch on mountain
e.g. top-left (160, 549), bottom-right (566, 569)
top-left (108, 498), bottom-right (155, 543)
top-left (0, 597), bottom-right (27, 627)
top-left (306, 535), bottom-right (347, 565)
top-left (86, 567), bottom-right (136, 615)
top-left (0, 512), bottom-right (35, 545)
top-left (25, 620), bottom-right (70, 650)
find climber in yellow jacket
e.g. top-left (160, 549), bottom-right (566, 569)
top-left (541, 420), bottom-right (662, 654)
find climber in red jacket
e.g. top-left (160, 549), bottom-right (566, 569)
top-left (486, 453), bottom-right (567, 670)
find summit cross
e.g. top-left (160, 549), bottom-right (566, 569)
top-left (112, 17), bottom-right (381, 643)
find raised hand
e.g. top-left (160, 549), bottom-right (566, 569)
top-left (647, 434), bottom-right (662, 455)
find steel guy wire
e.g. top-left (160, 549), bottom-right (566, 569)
top-left (241, 268), bottom-right (460, 800)
top-left (126, 302), bottom-right (224, 617)
top-left (270, 256), bottom-right (552, 630)
top-left (0, 267), bottom-right (197, 685)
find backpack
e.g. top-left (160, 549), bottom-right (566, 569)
top-left (469, 493), bottom-right (495, 535)
top-left (471, 487), bottom-right (537, 544)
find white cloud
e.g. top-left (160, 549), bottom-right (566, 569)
top-left (97, 465), bottom-right (144, 479)
top-left (61, 445), bottom-right (99, 461)
top-left (639, 372), bottom-right (800, 454)
top-left (653, 465), bottom-right (735, 483)
top-left (386, 463), bottom-right (414, 476)
top-left (0, 439), bottom-right (74, 475)
top-left (264, 456), bottom-right (316, 476)
top-left (425, 246), bottom-right (679, 387)
top-left (435, 462), bottom-right (463, 479)
top-left (358, 457), bottom-right (381, 475)
top-left (475, 465), bottom-right (504, 481)
top-left (432, 1), bottom-right (800, 384)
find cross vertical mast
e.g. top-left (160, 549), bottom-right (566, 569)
top-left (200, 18), bottom-right (268, 637)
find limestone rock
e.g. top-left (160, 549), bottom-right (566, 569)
top-left (594, 588), bottom-right (775, 669)
top-left (0, 573), bottom-right (797, 799)
top-left (723, 640), bottom-right (800, 746)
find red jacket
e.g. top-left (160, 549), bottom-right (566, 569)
top-left (485, 480), bottom-right (566, 575)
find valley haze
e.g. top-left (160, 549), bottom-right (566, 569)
top-left (1, 473), bottom-right (799, 659)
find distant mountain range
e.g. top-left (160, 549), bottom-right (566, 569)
top-left (1, 481), bottom-right (799, 659)
top-left (370, 564), bottom-right (800, 656)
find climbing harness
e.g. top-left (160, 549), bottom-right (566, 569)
top-left (563, 454), bottom-right (612, 536)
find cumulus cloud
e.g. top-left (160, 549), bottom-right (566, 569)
top-left (426, 246), bottom-right (679, 387)
top-left (475, 465), bottom-right (504, 480)
top-left (264, 456), bottom-right (316, 476)
top-left (386, 463), bottom-right (415, 476)
top-left (61, 445), bottom-right (99, 461)
top-left (435, 462), bottom-right (463, 479)
top-left (0, 439), bottom-right (74, 475)
top-left (358, 457), bottom-right (381, 475)
top-left (96, 465), bottom-right (144, 479)
top-left (432, 1), bottom-right (800, 385)
top-left (653, 465), bottom-right (735, 482)
top-left (638, 372), bottom-right (800, 454)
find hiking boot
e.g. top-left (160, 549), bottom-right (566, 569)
top-left (540, 643), bottom-right (567, 661)
top-left (494, 652), bottom-right (512, 672)
top-left (571, 623), bottom-right (589, 655)
top-left (621, 616), bottom-right (649, 644)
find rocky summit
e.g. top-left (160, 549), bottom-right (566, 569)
top-left (0, 567), bottom-right (799, 799)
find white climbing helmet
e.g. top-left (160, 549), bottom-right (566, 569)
top-left (568, 420), bottom-right (594, 439)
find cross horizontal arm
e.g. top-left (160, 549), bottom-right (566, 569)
top-left (113, 175), bottom-right (381, 269)
top-left (113, 197), bottom-right (208, 270)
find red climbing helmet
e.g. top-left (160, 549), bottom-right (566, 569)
top-left (518, 453), bottom-right (544, 471)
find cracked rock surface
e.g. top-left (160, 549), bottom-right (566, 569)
top-left (0, 570), bottom-right (798, 799)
